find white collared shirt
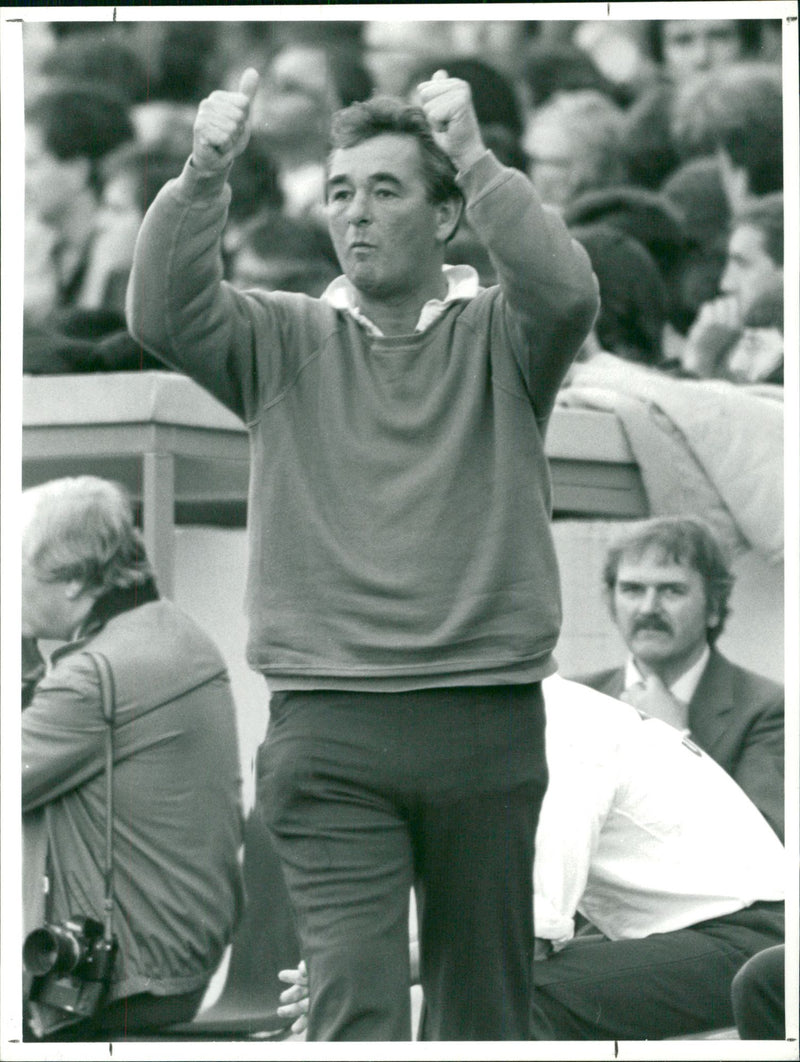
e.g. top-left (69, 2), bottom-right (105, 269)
top-left (321, 264), bottom-right (480, 337)
top-left (534, 676), bottom-right (784, 946)
top-left (624, 643), bottom-right (711, 724)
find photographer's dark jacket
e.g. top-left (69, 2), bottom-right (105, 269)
top-left (22, 586), bottom-right (244, 1003)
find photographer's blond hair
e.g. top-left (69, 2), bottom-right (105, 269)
top-left (22, 477), bottom-right (154, 593)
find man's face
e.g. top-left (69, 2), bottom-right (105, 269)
top-left (523, 115), bottom-right (575, 211)
top-left (326, 134), bottom-right (453, 299)
top-left (253, 46), bottom-right (334, 145)
top-left (720, 224), bottom-right (783, 321)
top-left (609, 547), bottom-right (717, 677)
top-left (661, 20), bottom-right (744, 77)
top-left (21, 561), bottom-right (91, 641)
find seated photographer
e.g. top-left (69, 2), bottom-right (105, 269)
top-left (21, 476), bottom-right (244, 1041)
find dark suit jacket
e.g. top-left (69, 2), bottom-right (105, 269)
top-left (573, 649), bottom-right (784, 841)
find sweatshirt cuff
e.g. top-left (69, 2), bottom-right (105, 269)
top-left (455, 149), bottom-right (512, 203)
top-left (174, 156), bottom-right (233, 202)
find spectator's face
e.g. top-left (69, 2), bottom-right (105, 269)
top-left (25, 125), bottom-right (89, 223)
top-left (610, 547), bottom-right (716, 676)
top-left (326, 133), bottom-right (456, 299)
top-left (523, 115), bottom-right (575, 211)
top-left (21, 561), bottom-right (94, 641)
top-left (253, 46), bottom-right (335, 145)
top-left (661, 20), bottom-right (744, 77)
top-left (720, 224), bottom-right (783, 320)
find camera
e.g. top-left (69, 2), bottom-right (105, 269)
top-left (23, 915), bottom-right (117, 1036)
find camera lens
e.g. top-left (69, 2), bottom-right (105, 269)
top-left (22, 926), bottom-right (81, 976)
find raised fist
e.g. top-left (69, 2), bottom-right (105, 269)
top-left (192, 68), bottom-right (260, 175)
top-left (415, 70), bottom-right (486, 172)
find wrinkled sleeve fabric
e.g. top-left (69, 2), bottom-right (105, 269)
top-left (22, 654), bottom-right (107, 812)
top-left (457, 151), bottom-right (599, 420)
top-left (127, 159), bottom-right (292, 423)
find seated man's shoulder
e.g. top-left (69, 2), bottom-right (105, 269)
top-left (730, 659), bottom-right (783, 706)
top-left (89, 600), bottom-right (230, 696)
top-left (703, 650), bottom-right (783, 710)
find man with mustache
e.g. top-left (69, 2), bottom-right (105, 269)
top-left (575, 515), bottom-right (783, 839)
top-left (127, 68), bottom-right (598, 1041)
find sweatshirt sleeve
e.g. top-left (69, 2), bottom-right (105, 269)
top-left (456, 152), bottom-right (599, 419)
top-left (127, 160), bottom-right (268, 421)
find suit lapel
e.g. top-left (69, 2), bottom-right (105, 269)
top-left (595, 668), bottom-right (626, 699)
top-left (687, 650), bottom-right (735, 760)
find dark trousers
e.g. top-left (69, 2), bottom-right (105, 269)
top-left (257, 683), bottom-right (548, 1041)
top-left (530, 901), bottom-right (784, 1041)
top-left (731, 944), bottom-right (786, 1039)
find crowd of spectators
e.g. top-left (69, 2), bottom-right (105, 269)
top-left (22, 16), bottom-right (787, 386)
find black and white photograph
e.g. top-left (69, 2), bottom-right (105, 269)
top-left (1, 4), bottom-right (798, 1059)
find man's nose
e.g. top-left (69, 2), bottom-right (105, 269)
top-left (346, 189), bottom-right (371, 225)
top-left (719, 265), bottom-right (735, 296)
top-left (639, 587), bottom-right (661, 612)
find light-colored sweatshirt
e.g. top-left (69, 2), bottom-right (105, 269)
top-left (128, 150), bottom-right (598, 690)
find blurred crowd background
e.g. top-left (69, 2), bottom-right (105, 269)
top-left (22, 16), bottom-right (786, 388)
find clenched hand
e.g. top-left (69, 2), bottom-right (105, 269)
top-left (192, 68), bottom-right (260, 175)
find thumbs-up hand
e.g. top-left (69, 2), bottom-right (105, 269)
top-left (192, 68), bottom-right (260, 175)
top-left (415, 69), bottom-right (486, 173)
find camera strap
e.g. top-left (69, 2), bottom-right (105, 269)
top-left (84, 651), bottom-right (117, 948)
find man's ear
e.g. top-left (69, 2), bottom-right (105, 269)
top-left (602, 585), bottom-right (617, 622)
top-left (435, 198), bottom-right (463, 244)
top-left (64, 579), bottom-right (90, 602)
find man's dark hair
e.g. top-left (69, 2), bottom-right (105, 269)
top-left (328, 96), bottom-right (462, 208)
top-left (522, 39), bottom-right (624, 109)
top-left (733, 192), bottom-right (784, 268)
top-left (569, 224), bottom-right (668, 366)
top-left (27, 84), bottom-right (135, 195)
top-left (645, 19), bottom-right (762, 64)
top-left (324, 45), bottom-right (374, 108)
top-left (602, 516), bottom-right (735, 643)
top-left (671, 62), bottom-right (783, 197)
top-left (40, 34), bottom-right (150, 104)
top-left (240, 212), bottom-right (338, 268)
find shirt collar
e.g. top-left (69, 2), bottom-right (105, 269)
top-left (50, 578), bottom-right (161, 667)
top-left (625, 644), bottom-right (711, 704)
top-left (77, 578), bottom-right (160, 640)
top-left (321, 264), bottom-right (480, 337)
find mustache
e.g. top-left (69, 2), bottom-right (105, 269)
top-left (633, 615), bottom-right (672, 634)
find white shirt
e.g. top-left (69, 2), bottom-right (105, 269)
top-left (623, 645), bottom-right (711, 733)
top-left (321, 264), bottom-right (480, 337)
top-left (535, 675), bottom-right (785, 946)
top-left (624, 644), bottom-right (710, 706)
